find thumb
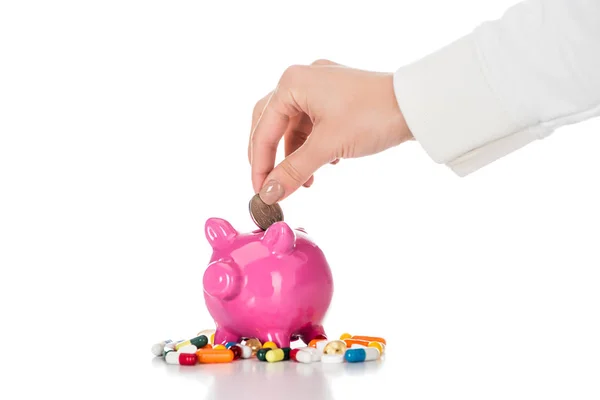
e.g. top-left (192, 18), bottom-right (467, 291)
top-left (258, 135), bottom-right (328, 205)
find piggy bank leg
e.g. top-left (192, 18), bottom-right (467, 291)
top-left (298, 324), bottom-right (327, 345)
top-left (260, 330), bottom-right (291, 349)
top-left (214, 327), bottom-right (241, 346)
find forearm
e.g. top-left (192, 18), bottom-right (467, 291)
top-left (394, 0), bottom-right (600, 176)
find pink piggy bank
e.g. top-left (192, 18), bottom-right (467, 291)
top-left (203, 217), bottom-right (334, 348)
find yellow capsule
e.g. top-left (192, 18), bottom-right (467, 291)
top-left (368, 341), bottom-right (385, 354)
top-left (263, 341), bottom-right (277, 349)
top-left (324, 340), bottom-right (347, 355)
top-left (210, 333), bottom-right (215, 345)
top-left (339, 332), bottom-right (352, 340)
top-left (266, 348), bottom-right (284, 363)
top-left (244, 338), bottom-right (262, 355)
top-left (213, 344), bottom-right (226, 350)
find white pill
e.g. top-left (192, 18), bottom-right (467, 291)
top-left (165, 351), bottom-right (181, 365)
top-left (321, 354), bottom-right (344, 364)
top-left (151, 340), bottom-right (172, 356)
top-left (364, 347), bottom-right (380, 361)
top-left (179, 344), bottom-right (197, 354)
top-left (238, 344), bottom-right (252, 359)
top-left (315, 340), bottom-right (331, 352)
top-left (296, 348), bottom-right (322, 363)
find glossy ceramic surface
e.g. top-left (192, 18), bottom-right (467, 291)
top-left (203, 218), bottom-right (334, 348)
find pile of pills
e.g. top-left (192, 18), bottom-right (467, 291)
top-left (151, 330), bottom-right (386, 366)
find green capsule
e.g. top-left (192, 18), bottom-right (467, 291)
top-left (191, 335), bottom-right (208, 348)
top-left (256, 348), bottom-right (271, 361)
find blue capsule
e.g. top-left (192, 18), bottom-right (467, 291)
top-left (225, 341), bottom-right (238, 349)
top-left (344, 347), bottom-right (380, 362)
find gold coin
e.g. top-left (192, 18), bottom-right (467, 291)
top-left (249, 193), bottom-right (284, 230)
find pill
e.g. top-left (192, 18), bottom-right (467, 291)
top-left (165, 351), bottom-right (197, 366)
top-left (321, 354), bottom-right (344, 363)
top-left (263, 341), bottom-right (277, 349)
top-left (151, 340), bottom-right (173, 356)
top-left (256, 348), bottom-right (272, 361)
top-left (210, 333), bottom-right (215, 344)
top-left (344, 347), bottom-right (380, 363)
top-left (316, 340), bottom-right (331, 352)
top-left (266, 348), bottom-right (291, 363)
top-left (236, 344), bottom-right (252, 359)
top-left (308, 338), bottom-right (326, 348)
top-left (213, 344), bottom-right (227, 350)
top-left (339, 333), bottom-right (352, 340)
top-left (290, 348), bottom-right (301, 362)
top-left (175, 335), bottom-right (208, 351)
top-left (179, 344), bottom-right (197, 354)
top-left (230, 345), bottom-right (242, 360)
top-left (203, 344), bottom-right (213, 349)
top-left (351, 335), bottom-right (386, 345)
top-left (323, 340), bottom-right (347, 355)
top-left (294, 347), bottom-right (322, 363)
top-left (344, 339), bottom-right (370, 348)
top-left (244, 338), bottom-right (262, 355)
top-left (225, 342), bottom-right (238, 349)
top-left (196, 349), bottom-right (234, 363)
top-left (368, 341), bottom-right (385, 354)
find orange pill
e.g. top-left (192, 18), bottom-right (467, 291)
top-left (203, 344), bottom-right (213, 349)
top-left (344, 339), bottom-right (370, 347)
top-left (195, 349), bottom-right (234, 363)
top-left (351, 335), bottom-right (386, 345)
top-left (308, 338), bottom-right (326, 348)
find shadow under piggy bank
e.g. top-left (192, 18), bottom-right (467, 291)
top-left (152, 355), bottom-right (384, 400)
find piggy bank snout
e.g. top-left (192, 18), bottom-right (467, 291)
top-left (203, 261), bottom-right (242, 301)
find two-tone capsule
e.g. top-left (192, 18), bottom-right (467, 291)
top-left (344, 347), bottom-right (380, 363)
top-left (266, 348), bottom-right (291, 363)
top-left (293, 347), bottom-right (322, 363)
top-left (256, 348), bottom-right (272, 361)
top-left (175, 335), bottom-right (208, 351)
top-left (165, 351), bottom-right (197, 366)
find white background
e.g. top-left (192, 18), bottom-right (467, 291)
top-left (1, 1), bottom-right (599, 399)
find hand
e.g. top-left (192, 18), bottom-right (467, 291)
top-left (248, 59), bottom-right (413, 204)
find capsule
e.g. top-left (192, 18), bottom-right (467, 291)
top-left (316, 340), bottom-right (331, 352)
top-left (213, 344), bottom-right (227, 350)
top-left (225, 342), bottom-right (238, 349)
top-left (230, 345), bottom-right (242, 360)
top-left (351, 335), bottom-right (386, 345)
top-left (344, 339), bottom-right (370, 348)
top-left (243, 338), bottom-right (262, 355)
top-left (344, 347), bottom-right (380, 363)
top-left (179, 344), bottom-right (198, 354)
top-left (151, 340), bottom-right (173, 356)
top-left (256, 348), bottom-right (272, 361)
top-left (294, 347), bottom-right (322, 363)
top-left (210, 333), bottom-right (215, 344)
top-left (175, 335), bottom-right (208, 351)
top-left (339, 333), bottom-right (352, 340)
top-left (266, 348), bottom-right (291, 363)
top-left (196, 349), bottom-right (234, 363)
top-left (165, 351), bottom-right (197, 366)
top-left (323, 340), bottom-right (347, 355)
top-left (368, 341), bottom-right (385, 354)
top-left (321, 354), bottom-right (344, 364)
top-left (262, 341), bottom-right (277, 349)
top-left (203, 344), bottom-right (213, 350)
top-left (236, 344), bottom-right (252, 359)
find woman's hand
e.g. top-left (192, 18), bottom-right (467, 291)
top-left (249, 59), bottom-right (413, 204)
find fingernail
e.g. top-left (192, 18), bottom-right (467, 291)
top-left (259, 180), bottom-right (284, 205)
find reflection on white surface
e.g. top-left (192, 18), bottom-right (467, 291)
top-left (151, 355), bottom-right (384, 400)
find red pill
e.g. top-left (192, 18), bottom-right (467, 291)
top-left (230, 345), bottom-right (242, 360)
top-left (290, 348), bottom-right (300, 362)
top-left (178, 353), bottom-right (197, 366)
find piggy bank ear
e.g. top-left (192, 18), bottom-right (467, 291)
top-left (205, 218), bottom-right (238, 250)
top-left (262, 221), bottom-right (296, 255)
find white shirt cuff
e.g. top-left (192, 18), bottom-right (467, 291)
top-left (393, 34), bottom-right (539, 176)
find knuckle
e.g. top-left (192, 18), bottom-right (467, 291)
top-left (279, 159), bottom-right (305, 186)
top-left (311, 58), bottom-right (333, 66)
top-left (280, 64), bottom-right (305, 85)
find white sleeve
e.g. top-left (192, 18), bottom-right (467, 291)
top-left (393, 0), bottom-right (600, 176)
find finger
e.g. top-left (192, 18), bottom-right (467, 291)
top-left (250, 65), bottom-right (308, 193)
top-left (284, 113), bottom-right (314, 188)
top-left (248, 92), bottom-right (272, 164)
top-left (259, 130), bottom-right (328, 204)
top-left (330, 158), bottom-right (340, 165)
top-left (303, 175), bottom-right (315, 188)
